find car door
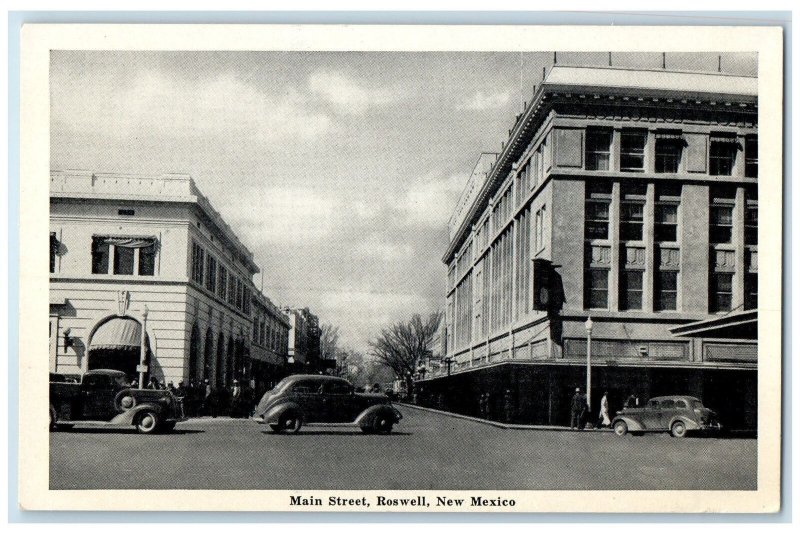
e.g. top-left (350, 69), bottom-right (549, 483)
top-left (323, 380), bottom-right (356, 422)
top-left (657, 399), bottom-right (676, 430)
top-left (82, 374), bottom-right (116, 420)
top-left (291, 379), bottom-right (326, 423)
top-left (640, 399), bottom-right (662, 430)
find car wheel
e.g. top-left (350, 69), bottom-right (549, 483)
top-left (671, 420), bottom-right (687, 438)
top-left (373, 415), bottom-right (394, 434)
top-left (114, 390), bottom-right (137, 412)
top-left (135, 410), bottom-right (160, 434)
top-left (278, 412), bottom-right (302, 433)
top-left (613, 420), bottom-right (628, 436)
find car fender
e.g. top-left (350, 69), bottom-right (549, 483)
top-left (110, 403), bottom-right (164, 426)
top-left (263, 401), bottom-right (304, 425)
top-left (667, 415), bottom-right (700, 431)
top-left (611, 415), bottom-right (645, 432)
top-left (355, 405), bottom-right (402, 429)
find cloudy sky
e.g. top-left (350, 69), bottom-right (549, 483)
top-left (51, 51), bottom-right (756, 350)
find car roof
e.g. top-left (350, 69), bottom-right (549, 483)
top-left (649, 395), bottom-right (700, 402)
top-left (283, 374), bottom-right (345, 382)
top-left (85, 369), bottom-right (128, 377)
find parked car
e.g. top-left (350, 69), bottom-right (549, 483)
top-left (50, 369), bottom-right (186, 434)
top-left (611, 395), bottom-right (721, 438)
top-left (252, 374), bottom-right (402, 434)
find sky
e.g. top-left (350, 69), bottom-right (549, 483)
top-left (50, 51), bottom-right (757, 351)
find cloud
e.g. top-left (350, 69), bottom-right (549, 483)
top-left (457, 89), bottom-right (511, 110)
top-left (52, 70), bottom-right (334, 143)
top-left (308, 70), bottom-right (397, 114)
top-left (398, 171), bottom-right (469, 227)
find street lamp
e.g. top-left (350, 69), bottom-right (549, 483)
top-left (584, 316), bottom-right (593, 411)
top-left (138, 306), bottom-right (149, 388)
top-left (443, 356), bottom-right (454, 376)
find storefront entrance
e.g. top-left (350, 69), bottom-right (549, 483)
top-left (87, 316), bottom-right (149, 380)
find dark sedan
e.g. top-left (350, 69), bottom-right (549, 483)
top-left (252, 375), bottom-right (402, 434)
top-left (611, 395), bottom-right (722, 438)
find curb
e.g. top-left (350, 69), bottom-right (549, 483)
top-left (396, 403), bottom-right (611, 432)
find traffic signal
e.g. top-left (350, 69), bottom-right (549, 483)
top-left (532, 258), bottom-right (552, 311)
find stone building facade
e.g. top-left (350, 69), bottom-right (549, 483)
top-left (49, 171), bottom-right (290, 387)
top-left (424, 66), bottom-right (759, 429)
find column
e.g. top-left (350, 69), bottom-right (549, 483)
top-left (609, 181), bottom-right (621, 311)
top-left (643, 183), bottom-right (656, 312)
top-left (733, 186), bottom-right (746, 310)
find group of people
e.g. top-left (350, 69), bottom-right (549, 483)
top-left (168, 378), bottom-right (257, 419)
top-left (477, 389), bottom-right (515, 423)
top-left (570, 388), bottom-right (622, 430)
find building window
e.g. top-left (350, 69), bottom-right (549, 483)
top-left (745, 135), bottom-right (758, 178)
top-left (620, 130), bottom-right (646, 171)
top-left (191, 241), bottom-right (205, 284)
top-left (655, 271), bottom-right (678, 311)
top-left (745, 198), bottom-right (758, 246)
top-left (91, 237), bottom-right (110, 274)
top-left (93, 236), bottom-right (156, 276)
top-left (654, 184), bottom-right (681, 243)
top-left (710, 272), bottom-right (733, 313)
top-left (218, 265), bottom-right (228, 301)
top-left (655, 132), bottom-right (684, 173)
top-left (620, 202), bottom-right (644, 241)
top-left (113, 245), bottom-right (135, 275)
top-left (138, 243), bottom-right (156, 276)
top-left (243, 288), bottom-right (251, 315)
top-left (585, 200), bottom-right (610, 240)
top-left (227, 272), bottom-right (237, 306)
top-left (50, 232), bottom-right (58, 273)
top-left (710, 205), bottom-right (734, 244)
top-left (709, 134), bottom-right (738, 176)
top-left (745, 273), bottom-right (758, 310)
top-left (620, 269), bottom-right (643, 310)
top-left (585, 128), bottom-right (612, 171)
top-left (235, 279), bottom-right (244, 310)
top-left (205, 255), bottom-right (217, 293)
top-left (585, 268), bottom-right (609, 309)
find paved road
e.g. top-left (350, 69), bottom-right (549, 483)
top-left (50, 406), bottom-right (756, 490)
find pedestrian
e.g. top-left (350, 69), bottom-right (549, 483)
top-left (130, 378), bottom-right (138, 389)
top-left (570, 387), bottom-right (584, 429)
top-left (597, 391), bottom-right (611, 429)
top-left (148, 376), bottom-right (160, 390)
top-left (230, 379), bottom-right (242, 417)
top-left (167, 381), bottom-right (177, 394)
top-left (484, 392), bottom-right (492, 420)
top-left (176, 381), bottom-right (187, 398)
top-left (478, 393), bottom-right (486, 418)
top-left (203, 379), bottom-right (213, 416)
top-left (503, 389), bottom-right (514, 423)
top-left (625, 393), bottom-right (638, 409)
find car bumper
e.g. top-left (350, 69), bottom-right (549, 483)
top-left (252, 415), bottom-right (266, 424)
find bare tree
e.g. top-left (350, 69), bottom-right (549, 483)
top-left (320, 323), bottom-right (340, 363)
top-left (369, 311), bottom-right (443, 395)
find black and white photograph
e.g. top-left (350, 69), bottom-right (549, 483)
top-left (17, 23), bottom-right (783, 514)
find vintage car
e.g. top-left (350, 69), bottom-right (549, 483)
top-left (611, 395), bottom-right (721, 438)
top-left (50, 369), bottom-right (186, 434)
top-left (252, 374), bottom-right (403, 434)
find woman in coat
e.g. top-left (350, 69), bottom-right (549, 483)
top-left (597, 391), bottom-right (611, 428)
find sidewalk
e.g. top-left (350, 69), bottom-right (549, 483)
top-left (396, 402), bottom-right (611, 432)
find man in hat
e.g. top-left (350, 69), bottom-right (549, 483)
top-left (230, 379), bottom-right (243, 417)
top-left (571, 387), bottom-right (585, 430)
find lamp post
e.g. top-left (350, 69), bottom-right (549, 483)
top-left (585, 316), bottom-right (593, 411)
top-left (443, 356), bottom-right (454, 376)
top-left (138, 306), bottom-right (149, 389)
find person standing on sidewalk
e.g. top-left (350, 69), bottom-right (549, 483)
top-left (503, 389), bottom-right (514, 423)
top-left (596, 391), bottom-right (611, 429)
top-left (570, 388), bottom-right (584, 429)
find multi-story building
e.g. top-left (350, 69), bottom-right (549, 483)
top-left (284, 307), bottom-right (323, 372)
top-left (250, 293), bottom-right (291, 391)
top-left (49, 170), bottom-right (288, 388)
top-left (424, 66), bottom-right (759, 429)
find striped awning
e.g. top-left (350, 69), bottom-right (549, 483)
top-left (89, 317), bottom-right (142, 350)
top-left (655, 131), bottom-right (683, 140)
top-left (710, 133), bottom-right (738, 143)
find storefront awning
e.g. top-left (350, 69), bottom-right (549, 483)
top-left (89, 317), bottom-right (142, 350)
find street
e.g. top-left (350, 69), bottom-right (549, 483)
top-left (50, 406), bottom-right (756, 491)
